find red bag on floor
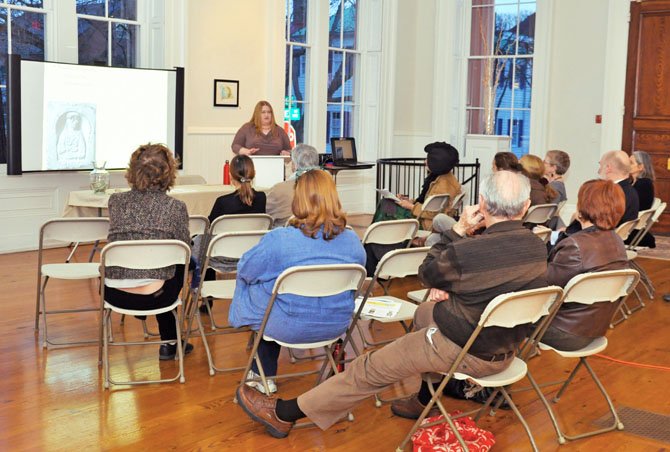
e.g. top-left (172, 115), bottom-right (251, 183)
top-left (411, 411), bottom-right (495, 452)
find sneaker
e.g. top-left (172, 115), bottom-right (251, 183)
top-left (159, 342), bottom-right (194, 361)
top-left (245, 370), bottom-right (278, 394)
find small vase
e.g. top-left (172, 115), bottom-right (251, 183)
top-left (90, 162), bottom-right (110, 194)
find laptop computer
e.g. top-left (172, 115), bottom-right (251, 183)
top-left (329, 137), bottom-right (374, 167)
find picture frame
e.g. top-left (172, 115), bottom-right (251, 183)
top-left (213, 79), bottom-right (239, 107)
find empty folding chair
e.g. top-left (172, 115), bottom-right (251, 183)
top-left (522, 203), bottom-right (558, 227)
top-left (99, 239), bottom-right (191, 388)
top-left (187, 231), bottom-right (268, 375)
top-left (35, 217), bottom-right (110, 348)
top-left (210, 213), bottom-right (273, 234)
top-left (526, 269), bottom-right (640, 444)
top-left (625, 203), bottom-right (665, 301)
top-left (396, 286), bottom-right (564, 452)
top-left (238, 264), bottom-right (366, 403)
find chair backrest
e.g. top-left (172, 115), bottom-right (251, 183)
top-left (420, 194), bottom-right (451, 214)
top-left (101, 239), bottom-right (191, 271)
top-left (651, 197), bottom-right (661, 211)
top-left (628, 208), bottom-right (656, 247)
top-left (451, 192), bottom-right (466, 213)
top-left (522, 203), bottom-right (558, 225)
top-left (210, 214), bottom-right (273, 234)
top-left (273, 264), bottom-right (367, 298)
top-left (374, 246), bottom-right (430, 280)
top-left (40, 217), bottom-right (110, 246)
top-left (188, 215), bottom-right (210, 237)
top-left (561, 269), bottom-right (640, 306)
top-left (361, 219), bottom-right (419, 245)
top-left (175, 174), bottom-right (207, 185)
top-left (532, 225), bottom-right (552, 243)
top-left (206, 230), bottom-right (268, 261)
top-left (651, 201), bottom-right (666, 222)
top-left (479, 286), bottom-right (564, 329)
top-left (614, 219), bottom-right (638, 241)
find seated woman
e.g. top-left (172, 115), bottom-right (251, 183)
top-left (195, 154), bottom-right (267, 312)
top-left (543, 149), bottom-right (571, 203)
top-left (520, 154), bottom-right (560, 206)
top-left (492, 151), bottom-right (524, 173)
top-left (543, 179), bottom-right (629, 350)
top-left (229, 170), bottom-right (366, 394)
top-left (104, 143), bottom-right (193, 360)
top-left (628, 150), bottom-right (656, 247)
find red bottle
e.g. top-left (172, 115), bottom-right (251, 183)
top-left (332, 339), bottom-right (345, 373)
top-left (223, 160), bottom-right (230, 185)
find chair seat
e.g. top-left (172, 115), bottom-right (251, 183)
top-left (626, 250), bottom-right (638, 260)
top-left (415, 230), bottom-right (431, 238)
top-left (200, 280), bottom-right (236, 299)
top-left (538, 336), bottom-right (608, 357)
top-left (407, 289), bottom-right (428, 304)
top-left (42, 262), bottom-right (100, 279)
top-left (103, 299), bottom-right (182, 316)
top-left (355, 296), bottom-right (417, 323)
top-left (264, 335), bottom-right (339, 349)
top-left (454, 357), bottom-right (527, 387)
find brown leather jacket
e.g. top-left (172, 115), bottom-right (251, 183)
top-left (411, 173), bottom-right (461, 229)
top-left (547, 227), bottom-right (629, 338)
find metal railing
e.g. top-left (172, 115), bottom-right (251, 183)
top-left (376, 158), bottom-right (480, 211)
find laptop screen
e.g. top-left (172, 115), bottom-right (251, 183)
top-left (331, 137), bottom-right (357, 163)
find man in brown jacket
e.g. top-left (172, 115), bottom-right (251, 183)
top-left (235, 170), bottom-right (548, 438)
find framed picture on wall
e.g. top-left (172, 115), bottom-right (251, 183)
top-left (213, 79), bottom-right (239, 107)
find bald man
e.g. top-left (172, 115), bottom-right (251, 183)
top-left (598, 150), bottom-right (639, 225)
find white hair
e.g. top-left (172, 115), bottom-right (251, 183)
top-left (291, 144), bottom-right (319, 169)
top-left (480, 171), bottom-right (531, 218)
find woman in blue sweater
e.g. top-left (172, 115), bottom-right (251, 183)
top-left (229, 169), bottom-right (366, 394)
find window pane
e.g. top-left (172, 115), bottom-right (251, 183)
top-left (0, 86), bottom-right (7, 163)
top-left (288, 102), bottom-right (306, 144)
top-left (466, 108), bottom-right (487, 135)
top-left (329, 0), bottom-right (342, 47)
top-left (284, 45), bottom-right (290, 98)
top-left (467, 59), bottom-right (486, 108)
top-left (5, 0), bottom-right (44, 7)
top-left (326, 104), bottom-right (341, 150)
top-left (111, 22), bottom-right (136, 67)
top-left (109, 0), bottom-right (136, 20)
top-left (78, 18), bottom-right (108, 65)
top-left (342, 0), bottom-right (357, 50)
top-left (327, 50), bottom-right (342, 102)
top-left (0, 9), bottom-right (8, 86)
top-left (514, 57), bottom-right (532, 109)
top-left (343, 53), bottom-right (356, 102)
top-left (494, 58), bottom-right (513, 109)
top-left (495, 3), bottom-right (518, 56)
top-left (288, 0), bottom-right (307, 44)
top-left (470, 6), bottom-right (494, 56)
top-left (494, 109), bottom-right (510, 136)
top-left (77, 0), bottom-right (105, 16)
top-left (11, 9), bottom-right (45, 60)
top-left (291, 45), bottom-right (308, 102)
top-left (511, 110), bottom-right (531, 156)
top-left (518, 5), bottom-right (535, 55)
top-left (342, 103), bottom-right (355, 137)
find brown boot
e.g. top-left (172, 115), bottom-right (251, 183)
top-left (391, 393), bottom-right (441, 419)
top-left (236, 385), bottom-right (294, 438)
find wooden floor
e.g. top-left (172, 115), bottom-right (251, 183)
top-left (1, 245), bottom-right (669, 451)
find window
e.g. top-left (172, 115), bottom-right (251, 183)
top-left (284, 0), bottom-right (309, 144)
top-left (466, 0), bottom-right (535, 157)
top-left (77, 0), bottom-right (138, 67)
top-left (0, 0), bottom-right (46, 163)
top-left (326, 0), bottom-right (358, 151)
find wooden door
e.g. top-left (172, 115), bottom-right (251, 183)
top-left (623, 0), bottom-right (670, 232)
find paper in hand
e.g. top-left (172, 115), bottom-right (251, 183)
top-left (376, 188), bottom-right (401, 203)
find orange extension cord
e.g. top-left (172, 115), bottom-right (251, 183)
top-left (594, 354), bottom-right (670, 371)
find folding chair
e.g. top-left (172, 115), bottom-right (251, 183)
top-left (416, 194), bottom-right (450, 231)
top-left (238, 264), bottom-right (366, 403)
top-left (129, 215), bottom-right (210, 337)
top-left (210, 213), bottom-right (273, 234)
top-left (526, 270), bottom-right (640, 444)
top-left (186, 231), bottom-right (268, 375)
top-left (625, 203), bottom-right (665, 301)
top-left (35, 217), bottom-right (110, 348)
top-left (522, 203), bottom-right (558, 226)
top-left (532, 225), bottom-right (552, 243)
top-left (450, 192), bottom-right (466, 216)
top-left (396, 286), bottom-right (564, 452)
top-left (99, 239), bottom-right (191, 388)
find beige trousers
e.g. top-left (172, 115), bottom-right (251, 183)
top-left (297, 301), bottom-right (511, 430)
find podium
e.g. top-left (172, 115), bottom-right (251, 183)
top-left (250, 155), bottom-right (289, 188)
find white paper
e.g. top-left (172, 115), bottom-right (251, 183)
top-left (355, 296), bottom-right (402, 319)
top-left (376, 188), bottom-right (401, 203)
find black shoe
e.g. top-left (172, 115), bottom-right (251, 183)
top-left (198, 298), bottom-right (214, 315)
top-left (663, 294), bottom-right (670, 302)
top-left (159, 342), bottom-right (194, 360)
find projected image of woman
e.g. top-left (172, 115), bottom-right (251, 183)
top-left (46, 102), bottom-right (96, 170)
top-left (57, 112), bottom-right (86, 160)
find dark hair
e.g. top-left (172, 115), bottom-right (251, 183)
top-left (493, 152), bottom-right (523, 172)
top-left (126, 143), bottom-right (179, 192)
top-left (577, 179), bottom-right (625, 230)
top-left (230, 155), bottom-right (256, 206)
top-left (289, 170), bottom-right (347, 240)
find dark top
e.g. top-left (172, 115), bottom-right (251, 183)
top-left (618, 178), bottom-right (640, 225)
top-left (632, 177), bottom-right (654, 211)
top-left (107, 189), bottom-right (190, 280)
top-left (547, 226), bottom-right (629, 338)
top-left (208, 189), bottom-right (267, 223)
top-left (419, 220), bottom-right (548, 360)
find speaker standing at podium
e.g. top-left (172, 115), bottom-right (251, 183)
top-left (232, 100), bottom-right (292, 156)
